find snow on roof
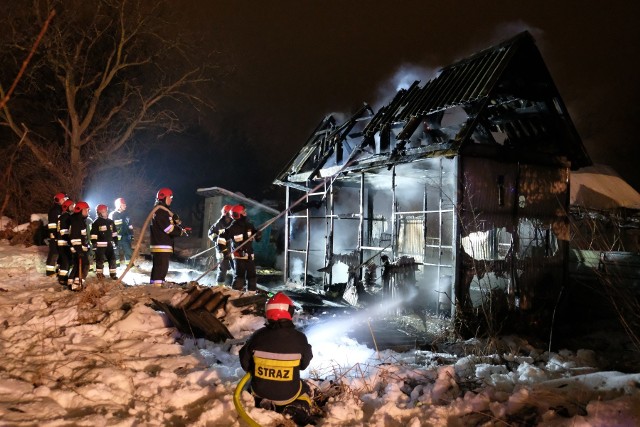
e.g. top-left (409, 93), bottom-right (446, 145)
top-left (571, 164), bottom-right (640, 211)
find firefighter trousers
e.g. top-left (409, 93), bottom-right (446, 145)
top-left (216, 255), bottom-right (234, 284)
top-left (150, 252), bottom-right (171, 285)
top-left (233, 258), bottom-right (256, 291)
top-left (57, 246), bottom-right (72, 285)
top-left (46, 239), bottom-right (59, 276)
top-left (95, 245), bottom-right (117, 278)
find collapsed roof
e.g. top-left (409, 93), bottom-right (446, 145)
top-left (275, 31), bottom-right (591, 190)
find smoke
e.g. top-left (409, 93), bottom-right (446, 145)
top-left (455, 21), bottom-right (545, 63)
top-left (291, 257), bottom-right (304, 279)
top-left (491, 20), bottom-right (544, 48)
top-left (373, 63), bottom-right (438, 110)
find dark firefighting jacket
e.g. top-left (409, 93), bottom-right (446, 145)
top-left (69, 212), bottom-right (90, 252)
top-left (110, 209), bottom-right (133, 241)
top-left (47, 203), bottom-right (62, 240)
top-left (239, 320), bottom-right (313, 404)
top-left (90, 217), bottom-right (118, 248)
top-left (209, 215), bottom-right (233, 257)
top-left (57, 211), bottom-right (72, 247)
top-left (149, 203), bottom-right (183, 253)
top-left (218, 216), bottom-right (261, 260)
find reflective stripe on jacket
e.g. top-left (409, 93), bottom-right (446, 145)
top-left (239, 320), bottom-right (313, 404)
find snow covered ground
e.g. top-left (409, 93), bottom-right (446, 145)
top-left (1, 234), bottom-right (639, 426)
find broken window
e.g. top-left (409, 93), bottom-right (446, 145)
top-left (517, 218), bottom-right (558, 257)
top-left (461, 227), bottom-right (512, 261)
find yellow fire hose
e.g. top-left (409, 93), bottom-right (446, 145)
top-left (234, 372), bottom-right (261, 427)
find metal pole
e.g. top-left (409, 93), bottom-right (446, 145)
top-left (284, 186), bottom-right (290, 283)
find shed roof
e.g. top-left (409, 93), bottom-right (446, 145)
top-left (571, 165), bottom-right (640, 211)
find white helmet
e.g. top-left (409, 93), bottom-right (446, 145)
top-left (115, 197), bottom-right (126, 210)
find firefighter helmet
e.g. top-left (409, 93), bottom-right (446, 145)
top-left (156, 188), bottom-right (173, 201)
top-left (230, 204), bottom-right (246, 220)
top-left (96, 204), bottom-right (108, 215)
top-left (265, 292), bottom-right (295, 321)
top-left (74, 201), bottom-right (90, 213)
top-left (53, 192), bottom-right (68, 204)
top-left (61, 199), bottom-right (74, 212)
top-left (221, 204), bottom-right (233, 215)
top-left (114, 197), bottom-right (126, 210)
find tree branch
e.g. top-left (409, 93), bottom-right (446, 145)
top-left (0, 10), bottom-right (55, 110)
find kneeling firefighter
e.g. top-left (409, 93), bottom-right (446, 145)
top-left (238, 292), bottom-right (314, 425)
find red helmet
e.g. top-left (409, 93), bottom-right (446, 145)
top-left (53, 192), bottom-right (68, 204)
top-left (96, 204), bottom-right (108, 215)
top-left (61, 199), bottom-right (74, 212)
top-left (230, 204), bottom-right (246, 220)
top-left (265, 292), bottom-right (295, 321)
top-left (156, 188), bottom-right (173, 200)
top-left (74, 201), bottom-right (90, 213)
top-left (114, 197), bottom-right (126, 210)
top-left (221, 204), bottom-right (233, 215)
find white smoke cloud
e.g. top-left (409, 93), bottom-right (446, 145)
top-left (373, 63), bottom-right (438, 110)
top-left (491, 20), bottom-right (544, 47)
top-left (458, 21), bottom-right (546, 61)
top-left (291, 257), bottom-right (304, 280)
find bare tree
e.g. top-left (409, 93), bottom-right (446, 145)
top-left (0, 0), bottom-right (219, 220)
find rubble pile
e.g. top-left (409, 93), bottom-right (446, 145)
top-left (152, 283), bottom-right (268, 342)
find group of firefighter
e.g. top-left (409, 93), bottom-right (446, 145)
top-left (207, 203), bottom-right (262, 292)
top-left (45, 193), bottom-right (134, 290)
top-left (44, 190), bottom-right (315, 424)
top-left (143, 189), bottom-right (263, 291)
top-left (44, 189), bottom-right (263, 292)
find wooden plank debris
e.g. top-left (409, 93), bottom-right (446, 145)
top-left (151, 284), bottom-right (238, 342)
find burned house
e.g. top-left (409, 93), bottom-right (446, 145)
top-left (273, 32), bottom-right (592, 337)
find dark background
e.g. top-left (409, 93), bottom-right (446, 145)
top-left (150, 1), bottom-right (640, 214)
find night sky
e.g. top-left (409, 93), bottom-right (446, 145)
top-left (170, 0), bottom-right (640, 202)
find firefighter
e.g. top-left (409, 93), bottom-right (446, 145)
top-left (380, 254), bottom-right (392, 297)
top-left (85, 209), bottom-right (95, 273)
top-left (56, 199), bottom-right (74, 287)
top-left (239, 292), bottom-right (314, 426)
top-left (208, 204), bottom-right (234, 286)
top-left (149, 188), bottom-right (186, 286)
top-left (219, 204), bottom-right (261, 292)
top-left (45, 192), bottom-right (67, 276)
top-left (91, 204), bottom-right (119, 280)
top-left (68, 201), bottom-right (91, 291)
top-left (110, 197), bottom-right (134, 265)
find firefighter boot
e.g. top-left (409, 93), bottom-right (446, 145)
top-left (96, 272), bottom-right (105, 280)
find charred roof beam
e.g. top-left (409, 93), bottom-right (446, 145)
top-left (307, 103), bottom-right (374, 180)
